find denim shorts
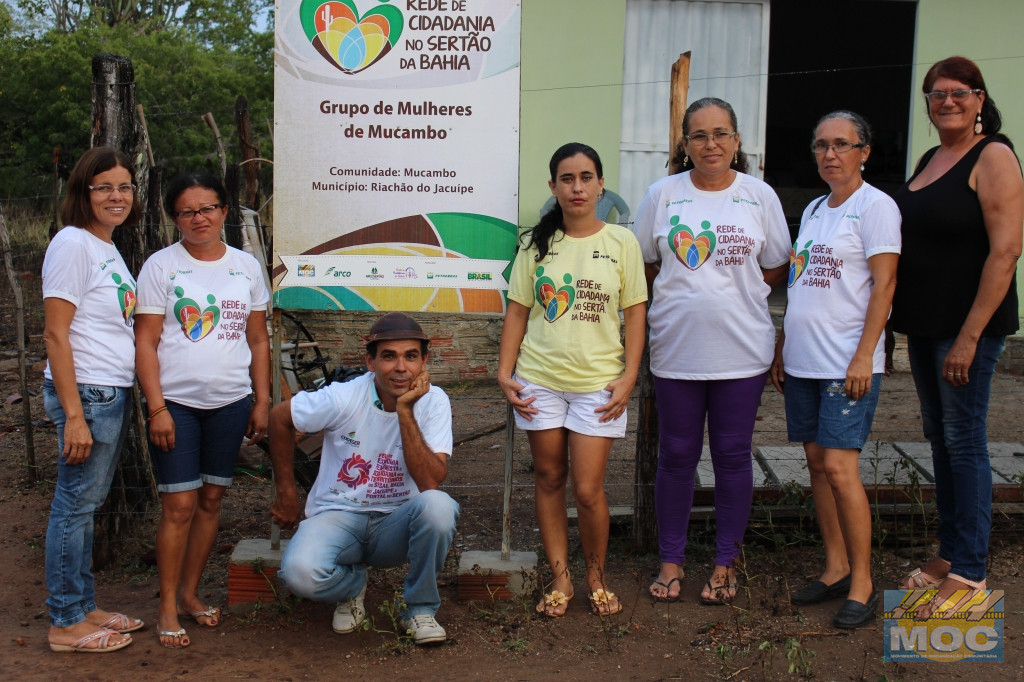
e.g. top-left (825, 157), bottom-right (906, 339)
top-left (784, 373), bottom-right (882, 449)
top-left (512, 375), bottom-right (627, 438)
top-left (148, 396), bottom-right (251, 493)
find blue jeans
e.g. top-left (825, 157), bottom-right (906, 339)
top-left (43, 379), bottom-right (132, 627)
top-left (906, 335), bottom-right (1005, 583)
top-left (278, 489), bottom-right (459, 616)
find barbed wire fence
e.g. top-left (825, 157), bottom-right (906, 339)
top-left (2, 54), bottom-right (1024, 570)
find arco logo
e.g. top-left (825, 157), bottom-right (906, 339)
top-left (300, 0), bottom-right (404, 74)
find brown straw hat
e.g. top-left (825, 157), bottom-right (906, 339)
top-left (365, 312), bottom-right (429, 346)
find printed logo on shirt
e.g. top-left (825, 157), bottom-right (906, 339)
top-left (227, 267), bottom-right (252, 280)
top-left (591, 250), bottom-right (618, 263)
top-left (98, 256), bottom-right (115, 271)
top-left (731, 195), bottom-right (761, 207)
top-left (535, 266), bottom-right (575, 323)
top-left (173, 287), bottom-right (221, 342)
top-left (112, 273), bottom-right (136, 327)
top-left (336, 453), bottom-right (372, 489)
top-left (790, 240), bottom-right (844, 290)
top-left (666, 198), bottom-right (693, 207)
top-left (668, 217), bottom-right (716, 270)
top-left (788, 239), bottom-right (812, 288)
top-left (340, 431), bottom-right (361, 447)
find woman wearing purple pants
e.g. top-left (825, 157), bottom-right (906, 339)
top-left (632, 98), bottom-right (790, 604)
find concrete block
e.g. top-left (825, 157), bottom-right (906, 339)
top-left (229, 538), bottom-right (290, 607)
top-left (457, 550), bottom-right (538, 601)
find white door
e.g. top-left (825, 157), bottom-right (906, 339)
top-left (619, 0), bottom-right (771, 214)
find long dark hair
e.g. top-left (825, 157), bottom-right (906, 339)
top-left (60, 146), bottom-right (142, 229)
top-left (520, 142), bottom-right (603, 262)
top-left (669, 97), bottom-right (750, 174)
top-left (923, 55), bottom-right (1013, 150)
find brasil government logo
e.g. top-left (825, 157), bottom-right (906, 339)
top-left (300, 0), bottom-right (404, 74)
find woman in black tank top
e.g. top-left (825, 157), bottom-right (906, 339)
top-left (891, 56), bottom-right (1023, 618)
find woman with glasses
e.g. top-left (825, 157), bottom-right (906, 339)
top-left (43, 147), bottom-right (143, 652)
top-left (771, 111), bottom-right (900, 629)
top-left (890, 56), bottom-right (1022, 617)
top-left (633, 98), bottom-right (790, 605)
top-left (135, 173), bottom-right (270, 647)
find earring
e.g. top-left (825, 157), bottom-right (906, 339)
top-left (860, 163), bottom-right (865, 172)
top-left (683, 154), bottom-right (689, 166)
top-left (733, 152), bottom-right (738, 165)
top-left (975, 112), bottom-right (983, 135)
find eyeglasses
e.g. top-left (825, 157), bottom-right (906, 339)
top-left (174, 203), bottom-right (226, 221)
top-left (88, 183), bottom-right (136, 196)
top-left (925, 88), bottom-right (982, 104)
top-left (811, 141), bottom-right (866, 155)
top-left (685, 131), bottom-right (737, 146)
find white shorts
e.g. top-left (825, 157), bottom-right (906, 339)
top-left (512, 375), bottom-right (627, 438)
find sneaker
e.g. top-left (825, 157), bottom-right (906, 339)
top-left (400, 613), bottom-right (447, 645)
top-left (332, 583), bottom-right (367, 634)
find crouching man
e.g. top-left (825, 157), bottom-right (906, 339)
top-left (268, 312), bottom-right (459, 644)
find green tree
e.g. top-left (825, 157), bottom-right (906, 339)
top-left (0, 13), bottom-right (272, 201)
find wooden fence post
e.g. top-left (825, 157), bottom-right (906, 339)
top-left (0, 205), bottom-right (37, 484)
top-left (203, 111), bottom-right (228, 180)
top-left (224, 164), bottom-right (243, 249)
top-left (236, 95), bottom-right (261, 209)
top-left (633, 51), bottom-right (691, 552)
top-left (90, 53), bottom-right (159, 568)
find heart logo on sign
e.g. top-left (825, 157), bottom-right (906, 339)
top-left (173, 289), bottom-right (221, 343)
top-left (668, 217), bottom-right (716, 270)
top-left (535, 267), bottom-right (575, 323)
top-left (788, 240), bottom-right (813, 287)
top-left (300, 0), bottom-right (404, 75)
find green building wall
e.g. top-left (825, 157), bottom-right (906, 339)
top-left (518, 0), bottom-right (626, 226)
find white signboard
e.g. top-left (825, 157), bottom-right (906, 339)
top-left (274, 0), bottom-right (521, 313)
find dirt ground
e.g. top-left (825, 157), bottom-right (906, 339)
top-left (1, 343), bottom-right (1022, 681)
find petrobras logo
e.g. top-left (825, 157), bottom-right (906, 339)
top-left (883, 589), bottom-right (1004, 663)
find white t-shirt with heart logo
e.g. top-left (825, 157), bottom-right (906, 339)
top-left (632, 171), bottom-right (791, 380)
top-left (136, 242), bottom-right (269, 408)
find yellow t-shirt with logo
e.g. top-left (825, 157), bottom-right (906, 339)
top-left (507, 223), bottom-right (647, 393)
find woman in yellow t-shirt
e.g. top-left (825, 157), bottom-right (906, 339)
top-left (498, 143), bottom-right (647, 617)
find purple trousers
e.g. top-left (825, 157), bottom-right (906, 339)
top-left (653, 373), bottom-right (766, 566)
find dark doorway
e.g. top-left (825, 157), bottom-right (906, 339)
top-left (764, 0), bottom-right (917, 232)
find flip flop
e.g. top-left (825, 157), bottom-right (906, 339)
top-left (915, 575), bottom-right (987, 620)
top-left (649, 577), bottom-right (681, 602)
top-left (98, 612), bottom-right (145, 634)
top-left (179, 605), bottom-right (222, 628)
top-left (899, 557), bottom-right (950, 590)
top-left (158, 628), bottom-right (190, 649)
top-left (49, 627), bottom-right (132, 653)
top-left (588, 589), bottom-right (623, 616)
top-left (700, 580), bottom-right (738, 606)
top-left (536, 590), bottom-right (573, 617)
